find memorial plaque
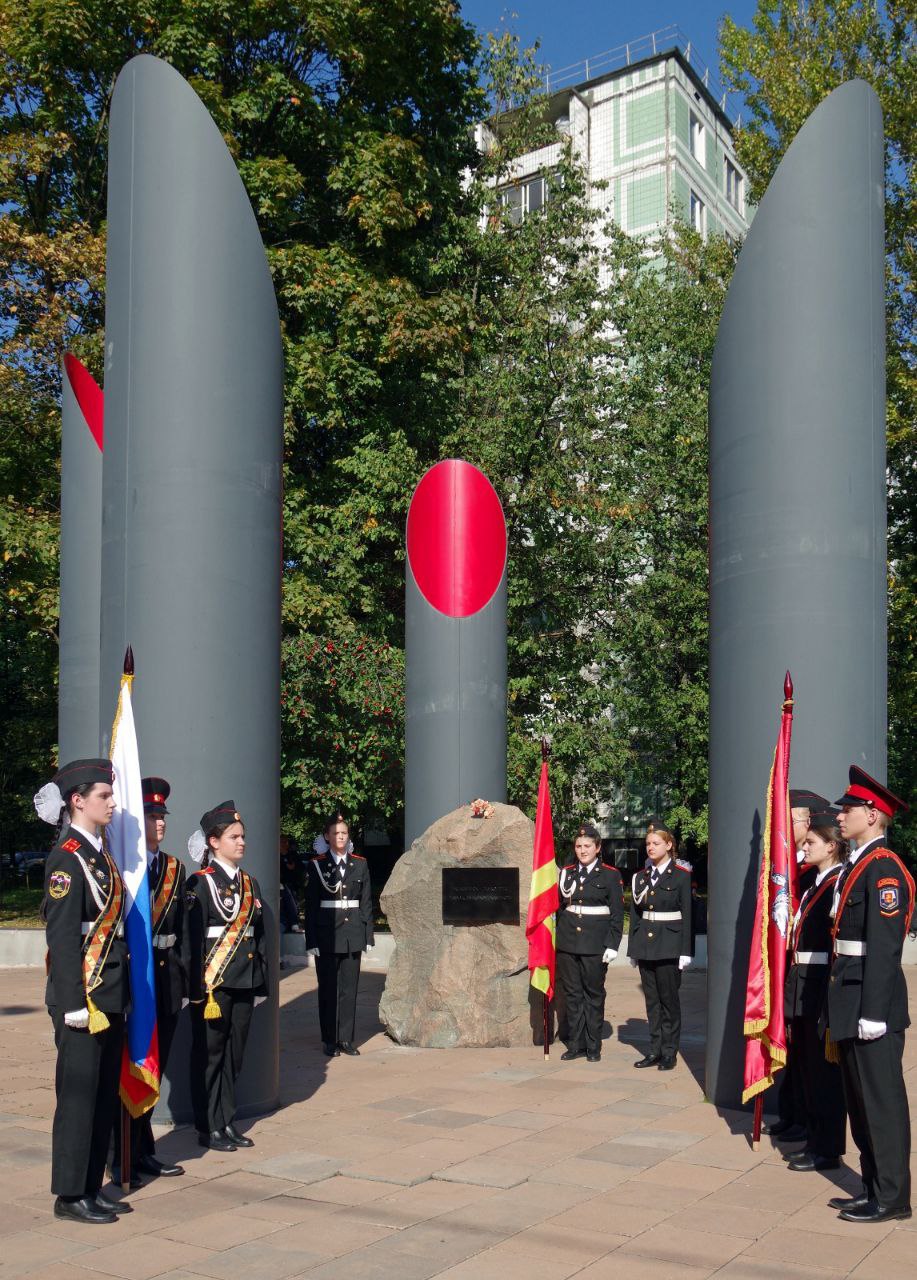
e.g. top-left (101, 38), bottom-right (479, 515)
top-left (442, 866), bottom-right (519, 925)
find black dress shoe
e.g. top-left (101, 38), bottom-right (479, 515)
top-left (839, 1201), bottom-right (912, 1223)
top-left (223, 1123), bottom-right (254, 1148)
top-left (338, 1041), bottom-right (360, 1056)
top-left (94, 1191), bottom-right (132, 1214)
top-left (560, 1048), bottom-right (585, 1061)
top-left (658, 1056), bottom-right (676, 1071)
top-left (828, 1191), bottom-right (871, 1211)
top-left (199, 1130), bottom-right (236, 1152)
top-left (787, 1151), bottom-right (841, 1172)
top-left (53, 1195), bottom-right (116, 1224)
top-left (107, 1166), bottom-right (141, 1191)
top-left (586, 1051), bottom-right (601, 1062)
top-left (137, 1153), bottom-right (184, 1177)
top-left (322, 1042), bottom-right (340, 1057)
top-left (762, 1120), bottom-right (806, 1140)
top-left (634, 1054), bottom-right (661, 1068)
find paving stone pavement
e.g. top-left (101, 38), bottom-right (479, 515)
top-left (0, 963), bottom-right (914, 1278)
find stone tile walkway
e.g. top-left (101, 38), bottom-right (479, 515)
top-left (1, 963), bottom-right (914, 1278)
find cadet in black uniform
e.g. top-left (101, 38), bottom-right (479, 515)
top-left (782, 810), bottom-right (845, 1171)
top-left (556, 823), bottom-right (624, 1062)
top-left (826, 767), bottom-right (914, 1223)
top-left (629, 819), bottom-right (692, 1070)
top-left (306, 812), bottom-right (374, 1056)
top-left (184, 801), bottom-right (268, 1151)
top-left (111, 778), bottom-right (186, 1185)
top-left (37, 759), bottom-right (131, 1224)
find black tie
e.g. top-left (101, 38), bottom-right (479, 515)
top-left (650, 869), bottom-right (659, 887)
top-left (150, 855), bottom-right (159, 882)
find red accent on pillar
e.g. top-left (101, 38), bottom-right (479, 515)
top-left (406, 460), bottom-right (507, 618)
top-left (64, 354), bottom-right (104, 451)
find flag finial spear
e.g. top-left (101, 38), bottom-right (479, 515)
top-left (541, 737), bottom-right (549, 762)
top-left (784, 670), bottom-right (793, 700)
top-left (123, 646), bottom-right (134, 676)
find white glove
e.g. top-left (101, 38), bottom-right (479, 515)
top-left (629, 957), bottom-right (639, 969)
top-left (364, 944), bottom-right (374, 953)
top-left (64, 1008), bottom-right (89, 1029)
top-left (254, 996), bottom-right (267, 1007)
top-left (678, 956), bottom-right (691, 971)
top-left (181, 997), bottom-right (189, 1010)
top-left (858, 1018), bottom-right (886, 1041)
top-left (306, 947), bottom-right (319, 957)
top-left (602, 948), bottom-right (617, 963)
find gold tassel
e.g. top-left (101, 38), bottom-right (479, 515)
top-left (203, 988), bottom-right (221, 1020)
top-left (86, 995), bottom-right (110, 1035)
top-left (824, 1029), bottom-right (840, 1064)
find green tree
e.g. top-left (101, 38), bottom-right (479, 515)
top-left (720, 0), bottom-right (917, 857)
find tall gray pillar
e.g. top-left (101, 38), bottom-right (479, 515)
top-left (100, 55), bottom-right (283, 1120)
top-left (59, 355), bottom-right (104, 762)
top-left (707, 81), bottom-right (886, 1107)
top-left (405, 460), bottom-right (508, 848)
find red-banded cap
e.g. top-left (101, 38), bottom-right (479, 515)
top-left (836, 766), bottom-right (908, 817)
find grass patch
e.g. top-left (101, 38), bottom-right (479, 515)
top-left (0, 884), bottom-right (44, 928)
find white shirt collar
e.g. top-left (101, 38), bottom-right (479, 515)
top-left (849, 833), bottom-right (882, 863)
top-left (69, 824), bottom-right (102, 852)
top-left (578, 857), bottom-right (598, 875)
top-left (331, 850), bottom-right (348, 865)
top-left (814, 864), bottom-right (838, 886)
top-left (650, 857), bottom-right (671, 877)
top-left (213, 855), bottom-right (239, 881)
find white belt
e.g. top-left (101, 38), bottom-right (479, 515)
top-left (834, 939), bottom-right (866, 956)
top-left (794, 950), bottom-right (828, 965)
top-left (81, 922), bottom-right (124, 937)
top-left (153, 933), bottom-right (177, 949)
top-left (321, 899), bottom-right (360, 909)
top-left (566, 905), bottom-right (610, 916)
top-left (206, 925), bottom-right (253, 938)
top-left (641, 910), bottom-right (681, 922)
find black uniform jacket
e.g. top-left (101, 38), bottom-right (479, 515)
top-left (306, 852), bottom-right (374, 955)
top-left (148, 851), bottom-right (188, 1016)
top-left (184, 861), bottom-right (269, 1002)
top-left (556, 861), bottom-right (624, 955)
top-left (784, 864), bottom-right (840, 1021)
top-left (827, 838), bottom-right (915, 1042)
top-left (629, 858), bottom-right (692, 962)
top-left (43, 828), bottom-right (130, 1015)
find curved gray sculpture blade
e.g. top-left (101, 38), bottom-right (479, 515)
top-left (707, 80), bottom-right (885, 1107)
top-left (405, 460), bottom-right (508, 848)
top-left (59, 355), bottom-right (104, 762)
top-left (100, 55), bottom-right (283, 1120)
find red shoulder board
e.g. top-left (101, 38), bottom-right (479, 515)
top-left (675, 859), bottom-right (692, 872)
top-left (61, 838), bottom-right (80, 853)
top-left (199, 866), bottom-right (215, 876)
top-left (351, 853), bottom-right (366, 861)
top-left (602, 862), bottom-right (618, 872)
top-left (311, 854), bottom-right (325, 862)
top-left (563, 862), bottom-right (575, 870)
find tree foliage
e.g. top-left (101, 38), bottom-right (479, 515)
top-left (720, 0), bottom-right (917, 855)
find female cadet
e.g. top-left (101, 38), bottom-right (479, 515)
top-left (629, 818), bottom-right (692, 1070)
top-left (556, 823), bottom-right (624, 1062)
top-left (782, 810), bottom-right (846, 1172)
top-left (184, 802), bottom-right (268, 1151)
top-left (36, 759), bottom-right (130, 1224)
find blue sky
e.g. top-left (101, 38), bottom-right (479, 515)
top-left (458, 1), bottom-right (761, 99)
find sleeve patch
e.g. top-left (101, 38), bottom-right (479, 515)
top-left (48, 871), bottom-right (72, 899)
top-left (61, 838), bottom-right (80, 853)
top-left (879, 885), bottom-right (900, 913)
top-left (877, 877), bottom-right (900, 888)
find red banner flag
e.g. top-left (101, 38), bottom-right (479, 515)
top-left (742, 672), bottom-right (797, 1104)
top-left (526, 756), bottom-right (559, 1000)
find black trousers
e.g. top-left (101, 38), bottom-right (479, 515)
top-left (775, 1034), bottom-right (806, 1128)
top-left (839, 1031), bottom-right (911, 1209)
top-left (190, 989), bottom-right (254, 1134)
top-left (557, 951), bottom-right (605, 1053)
top-left (789, 1015), bottom-right (846, 1157)
top-left (50, 1009), bottom-right (124, 1198)
top-left (638, 959), bottom-right (681, 1058)
top-left (315, 951), bottom-right (361, 1044)
top-left (112, 1008), bottom-right (180, 1170)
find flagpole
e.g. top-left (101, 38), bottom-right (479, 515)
top-left (541, 739), bottom-right (551, 1060)
top-left (752, 1096), bottom-right (763, 1151)
top-left (120, 647), bottom-right (134, 1191)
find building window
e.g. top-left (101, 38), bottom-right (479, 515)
top-left (689, 111), bottom-right (705, 167)
top-left (726, 158), bottom-right (743, 212)
top-left (498, 175), bottom-right (548, 225)
top-left (690, 190), bottom-right (706, 235)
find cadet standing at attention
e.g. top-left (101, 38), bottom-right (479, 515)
top-left (111, 777), bottom-right (186, 1185)
top-left (306, 812), bottom-right (374, 1057)
top-left (556, 823), bottom-right (624, 1063)
top-left (826, 766), bottom-right (914, 1224)
top-left (36, 759), bottom-right (131, 1224)
top-left (629, 818), bottom-right (693, 1070)
top-left (184, 801), bottom-right (268, 1152)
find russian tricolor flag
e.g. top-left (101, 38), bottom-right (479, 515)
top-left (109, 661), bottom-right (160, 1115)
